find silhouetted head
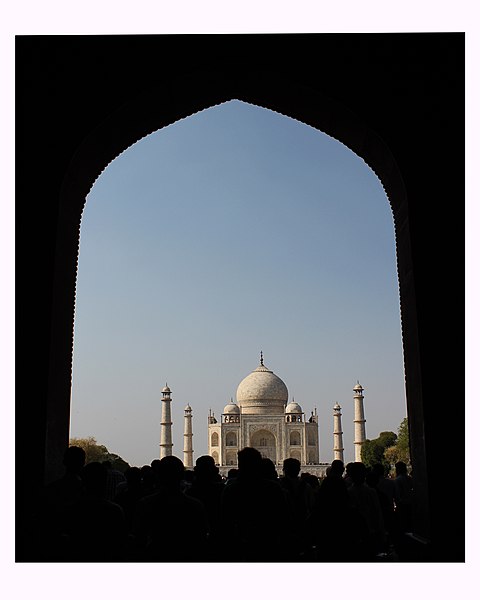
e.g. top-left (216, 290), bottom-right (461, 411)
top-left (140, 464), bottom-right (155, 488)
top-left (345, 462), bottom-right (355, 478)
top-left (227, 468), bottom-right (238, 480)
top-left (64, 446), bottom-right (86, 474)
top-left (158, 455), bottom-right (185, 487)
top-left (81, 462), bottom-right (107, 496)
top-left (330, 460), bottom-right (345, 477)
top-left (395, 461), bottom-right (408, 476)
top-left (194, 455), bottom-right (220, 481)
top-left (237, 447), bottom-right (262, 477)
top-left (261, 457), bottom-right (278, 480)
top-left (150, 459), bottom-right (162, 485)
top-left (150, 459), bottom-right (161, 471)
top-left (283, 458), bottom-right (301, 478)
top-left (302, 473), bottom-right (320, 488)
top-left (349, 462), bottom-right (367, 485)
top-left (125, 466), bottom-right (142, 487)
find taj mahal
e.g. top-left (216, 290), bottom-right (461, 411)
top-left (159, 353), bottom-right (367, 478)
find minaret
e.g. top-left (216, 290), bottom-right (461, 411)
top-left (353, 382), bottom-right (366, 462)
top-left (183, 403), bottom-right (194, 468)
top-left (333, 402), bottom-right (344, 462)
top-left (160, 383), bottom-right (173, 459)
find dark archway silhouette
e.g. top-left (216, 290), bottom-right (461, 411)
top-left (16, 34), bottom-right (464, 561)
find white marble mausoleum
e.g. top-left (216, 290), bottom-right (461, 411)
top-left (207, 354), bottom-right (330, 477)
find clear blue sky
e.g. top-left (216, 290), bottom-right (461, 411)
top-left (70, 99), bottom-right (407, 467)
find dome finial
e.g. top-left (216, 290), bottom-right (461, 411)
top-left (260, 350), bottom-right (264, 366)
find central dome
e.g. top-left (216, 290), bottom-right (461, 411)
top-left (236, 358), bottom-right (288, 415)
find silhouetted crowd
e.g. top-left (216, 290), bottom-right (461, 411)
top-left (22, 447), bottom-right (414, 562)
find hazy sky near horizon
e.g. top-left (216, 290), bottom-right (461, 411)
top-left (70, 99), bottom-right (407, 467)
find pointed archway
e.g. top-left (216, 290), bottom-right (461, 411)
top-left (17, 34), bottom-right (465, 561)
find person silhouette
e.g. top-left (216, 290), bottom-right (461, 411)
top-left (347, 462), bottom-right (386, 559)
top-left (64, 461), bottom-right (127, 561)
top-left (279, 458), bottom-right (315, 560)
top-left (186, 455), bottom-right (224, 560)
top-left (220, 447), bottom-right (290, 561)
top-left (30, 446), bottom-right (87, 560)
top-left (305, 459), bottom-right (352, 560)
top-left (102, 460), bottom-right (126, 501)
top-left (393, 461), bottom-right (413, 538)
top-left (133, 455), bottom-right (208, 561)
top-left (370, 463), bottom-right (395, 547)
top-left (261, 457), bottom-right (279, 480)
top-left (113, 466), bottom-right (144, 533)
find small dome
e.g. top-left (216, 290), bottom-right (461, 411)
top-left (285, 401), bottom-right (303, 414)
top-left (184, 404), bottom-right (192, 411)
top-left (162, 385), bottom-right (171, 393)
top-left (223, 401), bottom-right (240, 414)
top-left (353, 382), bottom-right (363, 392)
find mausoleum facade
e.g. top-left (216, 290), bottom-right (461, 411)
top-left (207, 355), bottom-right (329, 477)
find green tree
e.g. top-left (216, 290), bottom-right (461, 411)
top-left (69, 436), bottom-right (130, 471)
top-left (384, 418), bottom-right (410, 467)
top-left (361, 431), bottom-right (397, 470)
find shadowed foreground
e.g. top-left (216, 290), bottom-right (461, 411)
top-left (20, 447), bottom-right (429, 562)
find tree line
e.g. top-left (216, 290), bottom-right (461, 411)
top-left (361, 417), bottom-right (410, 472)
top-left (69, 436), bottom-right (130, 473)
